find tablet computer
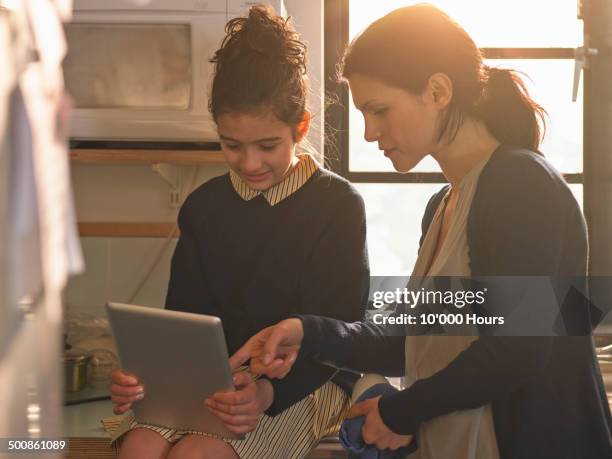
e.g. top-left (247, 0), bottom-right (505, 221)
top-left (105, 302), bottom-right (242, 439)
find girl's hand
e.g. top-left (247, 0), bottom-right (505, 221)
top-left (229, 318), bottom-right (303, 378)
top-left (204, 371), bottom-right (274, 435)
top-left (110, 369), bottom-right (145, 414)
top-left (347, 396), bottom-right (414, 451)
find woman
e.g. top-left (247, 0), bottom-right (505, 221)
top-left (232, 4), bottom-right (612, 458)
top-left (108, 6), bottom-right (369, 459)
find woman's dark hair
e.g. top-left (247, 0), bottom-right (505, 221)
top-left (341, 3), bottom-right (547, 151)
top-left (209, 5), bottom-right (308, 135)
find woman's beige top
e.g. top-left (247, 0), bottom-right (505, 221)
top-left (404, 157), bottom-right (500, 459)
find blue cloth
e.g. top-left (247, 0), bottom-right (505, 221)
top-left (340, 383), bottom-right (417, 459)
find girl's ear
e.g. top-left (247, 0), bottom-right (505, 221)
top-left (295, 110), bottom-right (311, 142)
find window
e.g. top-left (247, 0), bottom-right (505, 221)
top-left (325, 0), bottom-right (585, 275)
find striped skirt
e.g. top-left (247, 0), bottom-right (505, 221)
top-left (103, 381), bottom-right (349, 459)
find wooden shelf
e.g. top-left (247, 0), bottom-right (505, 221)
top-left (70, 148), bottom-right (226, 165)
top-left (78, 222), bottom-right (180, 238)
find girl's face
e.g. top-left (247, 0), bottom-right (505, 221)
top-left (217, 111), bottom-right (306, 191)
top-left (348, 73), bottom-right (441, 173)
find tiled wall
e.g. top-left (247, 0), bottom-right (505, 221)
top-left (65, 236), bottom-right (178, 316)
top-left (65, 163), bottom-right (228, 319)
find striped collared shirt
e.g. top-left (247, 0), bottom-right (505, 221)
top-left (229, 154), bottom-right (319, 206)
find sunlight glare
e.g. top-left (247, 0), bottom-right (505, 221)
top-left (349, 0), bottom-right (582, 47)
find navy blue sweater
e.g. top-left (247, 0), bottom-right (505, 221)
top-left (165, 168), bottom-right (369, 415)
top-left (298, 146), bottom-right (612, 458)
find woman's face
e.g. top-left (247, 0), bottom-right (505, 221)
top-left (348, 73), bottom-right (440, 173)
top-left (217, 111), bottom-right (301, 191)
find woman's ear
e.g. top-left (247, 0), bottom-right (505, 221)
top-left (295, 110), bottom-right (311, 142)
top-left (426, 73), bottom-right (453, 110)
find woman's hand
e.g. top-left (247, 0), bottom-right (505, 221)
top-left (347, 396), bottom-right (414, 451)
top-left (204, 371), bottom-right (274, 435)
top-left (229, 318), bottom-right (304, 378)
top-left (110, 369), bottom-right (145, 415)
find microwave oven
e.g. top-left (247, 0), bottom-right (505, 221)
top-left (64, 0), bottom-right (285, 142)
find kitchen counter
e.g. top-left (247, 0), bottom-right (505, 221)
top-left (64, 399), bottom-right (114, 438)
top-left (63, 400), bottom-right (115, 459)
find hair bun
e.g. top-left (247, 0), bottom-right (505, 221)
top-left (213, 5), bottom-right (306, 74)
top-left (243, 6), bottom-right (287, 57)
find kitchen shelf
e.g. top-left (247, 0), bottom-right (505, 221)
top-left (70, 148), bottom-right (226, 165)
top-left (78, 222), bottom-right (179, 238)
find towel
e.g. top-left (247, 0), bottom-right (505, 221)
top-left (340, 383), bottom-right (417, 459)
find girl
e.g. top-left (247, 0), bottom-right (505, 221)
top-left (109, 6), bottom-right (369, 459)
top-left (233, 4), bottom-right (612, 458)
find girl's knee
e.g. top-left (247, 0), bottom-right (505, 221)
top-left (117, 427), bottom-right (171, 459)
top-left (167, 435), bottom-right (238, 459)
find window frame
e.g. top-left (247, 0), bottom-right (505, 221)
top-left (324, 0), bottom-right (585, 187)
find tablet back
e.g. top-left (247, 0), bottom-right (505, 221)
top-left (106, 302), bottom-right (241, 439)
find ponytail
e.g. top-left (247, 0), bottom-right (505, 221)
top-left (475, 67), bottom-right (547, 152)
